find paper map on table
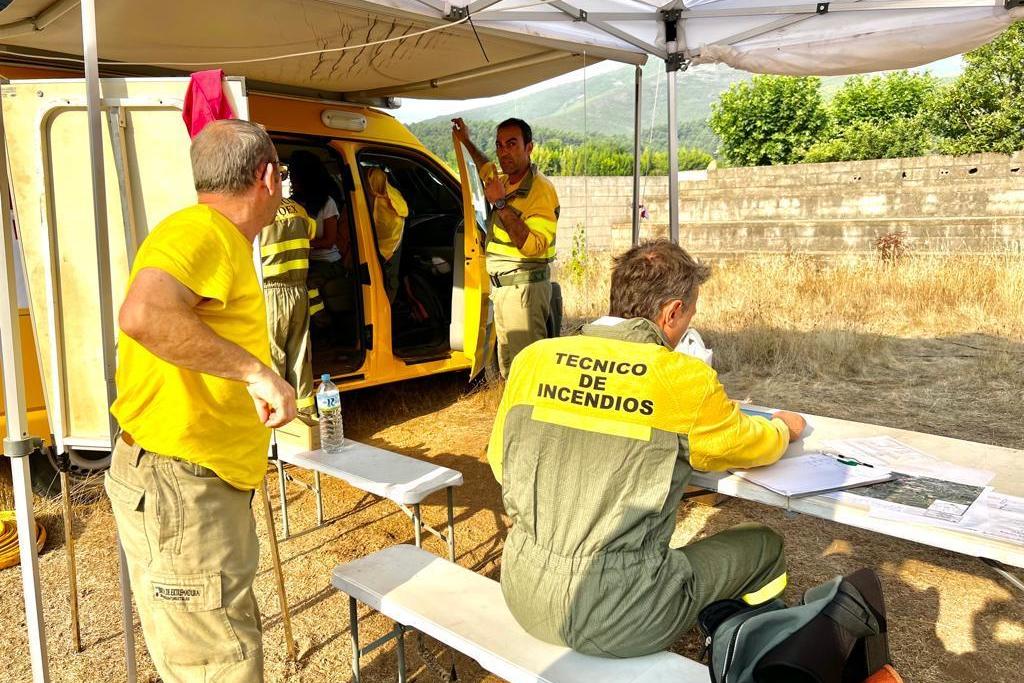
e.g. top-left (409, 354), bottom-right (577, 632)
top-left (822, 435), bottom-right (994, 487)
top-left (869, 490), bottom-right (1024, 545)
top-left (834, 473), bottom-right (989, 523)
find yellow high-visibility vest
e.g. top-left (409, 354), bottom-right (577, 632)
top-left (259, 198), bottom-right (316, 283)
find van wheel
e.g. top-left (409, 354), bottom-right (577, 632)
top-left (29, 446), bottom-right (111, 499)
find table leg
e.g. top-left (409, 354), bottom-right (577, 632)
top-left (394, 623), bottom-right (407, 683)
top-left (349, 596), bottom-right (361, 683)
top-left (446, 487), bottom-right (456, 563)
top-left (314, 470), bottom-right (324, 526)
top-left (982, 558), bottom-right (1024, 594)
top-left (413, 504), bottom-right (422, 548)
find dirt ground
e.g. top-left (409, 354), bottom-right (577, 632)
top-left (2, 332), bottom-right (1023, 682)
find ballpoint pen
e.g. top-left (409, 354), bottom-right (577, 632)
top-left (820, 449), bottom-right (875, 468)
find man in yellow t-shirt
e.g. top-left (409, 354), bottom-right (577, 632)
top-left (106, 119), bottom-right (294, 682)
top-left (452, 117), bottom-right (559, 377)
top-left (488, 240), bottom-right (806, 657)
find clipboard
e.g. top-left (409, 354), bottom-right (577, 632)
top-left (731, 452), bottom-right (893, 498)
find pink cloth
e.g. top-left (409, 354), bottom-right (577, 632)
top-left (181, 69), bottom-right (235, 138)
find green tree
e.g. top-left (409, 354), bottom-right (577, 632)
top-left (803, 119), bottom-right (931, 163)
top-left (927, 22), bottom-right (1024, 155)
top-left (709, 75), bottom-right (826, 166)
top-left (805, 71), bottom-right (937, 162)
top-left (829, 71), bottom-right (938, 127)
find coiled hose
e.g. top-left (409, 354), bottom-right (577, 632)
top-left (0, 510), bottom-right (46, 570)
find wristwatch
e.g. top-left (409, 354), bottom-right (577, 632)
top-left (492, 198), bottom-right (507, 211)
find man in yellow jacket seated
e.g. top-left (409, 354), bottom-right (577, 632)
top-left (488, 239), bottom-right (806, 658)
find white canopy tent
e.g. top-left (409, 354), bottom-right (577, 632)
top-left (1, 1), bottom-right (1020, 680)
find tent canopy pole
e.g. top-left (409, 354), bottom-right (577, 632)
top-left (632, 64), bottom-right (642, 245)
top-left (80, 1), bottom-right (138, 680)
top-left (0, 81), bottom-right (51, 683)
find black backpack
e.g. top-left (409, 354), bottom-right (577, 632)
top-left (698, 568), bottom-right (891, 683)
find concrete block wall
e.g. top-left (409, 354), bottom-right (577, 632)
top-left (547, 152), bottom-right (1024, 255)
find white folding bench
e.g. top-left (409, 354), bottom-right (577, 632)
top-left (332, 544), bottom-right (709, 683)
top-left (275, 441), bottom-right (464, 560)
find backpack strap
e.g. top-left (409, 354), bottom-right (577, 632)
top-left (822, 582), bottom-right (881, 639)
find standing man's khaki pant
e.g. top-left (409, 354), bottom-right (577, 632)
top-left (264, 281), bottom-right (314, 415)
top-left (105, 437), bottom-right (263, 682)
top-left (493, 278), bottom-right (551, 377)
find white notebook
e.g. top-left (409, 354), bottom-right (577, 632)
top-left (731, 453), bottom-right (892, 497)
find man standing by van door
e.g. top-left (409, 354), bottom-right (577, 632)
top-left (260, 195), bottom-right (318, 418)
top-left (452, 117), bottom-right (559, 377)
top-left (106, 119), bottom-right (296, 682)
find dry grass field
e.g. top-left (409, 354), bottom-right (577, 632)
top-left (1, 249), bottom-right (1022, 683)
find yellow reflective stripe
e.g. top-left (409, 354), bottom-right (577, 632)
top-left (309, 302), bottom-right (325, 316)
top-left (296, 396), bottom-right (315, 410)
top-left (307, 288), bottom-right (320, 299)
top-left (491, 223), bottom-right (514, 242)
top-left (531, 405), bottom-right (652, 442)
top-left (486, 241), bottom-right (529, 259)
top-left (262, 259), bottom-right (308, 277)
top-left (486, 241), bottom-right (556, 260)
top-left (742, 572), bottom-right (787, 605)
top-left (524, 215), bottom-right (557, 241)
top-left (260, 238), bottom-right (310, 257)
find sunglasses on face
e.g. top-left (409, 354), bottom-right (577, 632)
top-left (267, 160), bottom-right (289, 182)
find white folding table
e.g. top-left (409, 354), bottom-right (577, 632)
top-left (689, 410), bottom-right (1024, 589)
top-left (274, 440), bottom-right (464, 561)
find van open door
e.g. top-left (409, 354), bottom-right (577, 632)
top-left (451, 136), bottom-right (494, 378)
top-left (2, 76), bottom-right (248, 455)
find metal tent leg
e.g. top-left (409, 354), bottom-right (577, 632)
top-left (666, 64), bottom-right (680, 245)
top-left (81, 0), bottom-right (138, 677)
top-left (632, 64), bottom-right (643, 246)
top-left (1, 62), bottom-right (50, 683)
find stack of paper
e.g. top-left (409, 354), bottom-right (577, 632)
top-left (731, 453), bottom-right (892, 498)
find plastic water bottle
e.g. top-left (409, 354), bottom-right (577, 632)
top-left (316, 373), bottom-right (344, 453)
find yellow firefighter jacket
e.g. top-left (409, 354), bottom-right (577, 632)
top-left (480, 162), bottom-right (558, 275)
top-left (487, 317), bottom-right (790, 656)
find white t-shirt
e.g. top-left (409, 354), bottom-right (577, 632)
top-left (310, 196), bottom-right (342, 263)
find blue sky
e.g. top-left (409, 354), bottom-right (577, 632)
top-left (393, 55), bottom-right (964, 125)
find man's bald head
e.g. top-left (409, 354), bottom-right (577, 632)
top-left (190, 120), bottom-right (277, 195)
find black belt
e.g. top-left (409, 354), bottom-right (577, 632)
top-left (489, 268), bottom-right (549, 288)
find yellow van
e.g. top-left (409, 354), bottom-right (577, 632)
top-left (1, 65), bottom-right (498, 489)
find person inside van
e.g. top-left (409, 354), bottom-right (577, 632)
top-left (289, 150), bottom-right (350, 329)
top-left (366, 166), bottom-right (409, 303)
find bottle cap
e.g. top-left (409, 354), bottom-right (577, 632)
top-left (321, 373), bottom-right (331, 382)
